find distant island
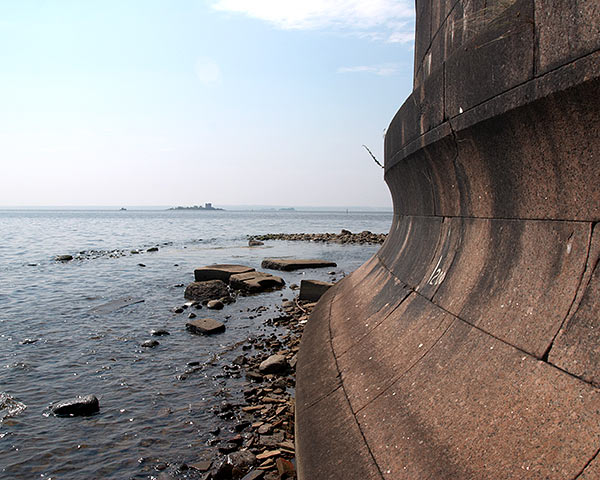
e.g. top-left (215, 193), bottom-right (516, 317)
top-left (168, 203), bottom-right (223, 211)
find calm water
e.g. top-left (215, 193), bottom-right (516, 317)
top-left (0, 209), bottom-right (391, 479)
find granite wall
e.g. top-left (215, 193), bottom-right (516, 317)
top-left (295, 1), bottom-right (600, 478)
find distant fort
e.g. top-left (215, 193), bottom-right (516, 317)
top-left (168, 203), bottom-right (223, 211)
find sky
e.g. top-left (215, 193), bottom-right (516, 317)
top-left (0, 0), bottom-right (415, 208)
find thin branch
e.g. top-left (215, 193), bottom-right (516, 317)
top-left (362, 144), bottom-right (384, 169)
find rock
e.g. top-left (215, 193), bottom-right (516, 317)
top-left (261, 258), bottom-right (337, 271)
top-left (184, 280), bottom-right (230, 302)
top-left (207, 300), bottom-right (224, 310)
top-left (218, 443), bottom-right (238, 454)
top-left (20, 338), bottom-right (39, 345)
top-left (241, 471), bottom-right (264, 480)
top-left (172, 307), bottom-right (184, 314)
top-left (248, 239), bottom-right (264, 246)
top-left (299, 279), bottom-right (334, 301)
top-left (186, 318), bottom-right (226, 335)
top-left (282, 300), bottom-right (294, 309)
top-left (340, 229), bottom-right (351, 235)
top-left (188, 312), bottom-right (197, 319)
top-left (141, 339), bottom-right (160, 348)
top-left (51, 395), bottom-right (99, 417)
top-left (246, 371), bottom-right (264, 382)
top-left (147, 247), bottom-right (159, 252)
top-left (259, 354), bottom-right (289, 374)
top-left (257, 423), bottom-right (272, 435)
top-left (194, 264), bottom-right (255, 282)
top-left (230, 271), bottom-right (285, 293)
top-left (289, 283), bottom-right (299, 290)
top-left (90, 297), bottom-right (144, 314)
top-left (276, 458), bottom-right (295, 478)
top-left (227, 450), bottom-right (257, 477)
top-left (55, 255), bottom-right (73, 262)
top-left (138, 263), bottom-right (146, 267)
top-left (151, 329), bottom-right (170, 336)
top-left (189, 461), bottom-right (212, 472)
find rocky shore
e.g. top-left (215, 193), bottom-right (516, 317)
top-left (192, 297), bottom-right (311, 480)
top-left (252, 229), bottom-right (386, 245)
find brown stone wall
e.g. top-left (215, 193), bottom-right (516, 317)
top-left (296, 0), bottom-right (600, 478)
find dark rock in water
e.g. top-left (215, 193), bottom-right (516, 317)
top-left (151, 329), bottom-right (170, 336)
top-left (340, 229), bottom-right (351, 235)
top-left (194, 264), bottom-right (255, 282)
top-left (0, 392), bottom-right (27, 421)
top-left (187, 361), bottom-right (200, 366)
top-left (141, 339), bottom-right (160, 348)
top-left (189, 461), bottom-right (212, 472)
top-left (234, 420), bottom-right (251, 432)
top-left (207, 299), bottom-right (224, 310)
top-left (217, 442), bottom-right (238, 454)
top-left (51, 395), bottom-right (99, 417)
top-left (245, 371), bottom-right (264, 382)
top-left (188, 312), bottom-right (197, 319)
top-left (20, 338), bottom-right (39, 345)
top-left (299, 279), bottom-right (334, 301)
top-left (130, 249), bottom-right (139, 254)
top-left (261, 258), bottom-right (337, 271)
top-left (229, 271), bottom-right (285, 293)
top-left (289, 283), bottom-right (299, 290)
top-left (186, 318), bottom-right (226, 335)
top-left (138, 263), bottom-right (146, 267)
top-left (248, 239), bottom-right (264, 246)
top-left (147, 247), bottom-right (159, 252)
top-left (184, 280), bottom-right (230, 302)
top-left (227, 450), bottom-right (257, 476)
top-left (259, 354), bottom-right (289, 374)
top-left (172, 307), bottom-right (184, 314)
top-left (55, 255), bottom-right (73, 262)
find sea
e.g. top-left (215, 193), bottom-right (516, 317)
top-left (0, 208), bottom-right (392, 480)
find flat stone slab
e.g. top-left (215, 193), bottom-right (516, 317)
top-left (230, 271), bottom-right (285, 293)
top-left (261, 258), bottom-right (337, 271)
top-left (90, 297), bottom-right (144, 314)
top-left (299, 279), bottom-right (334, 301)
top-left (194, 264), bottom-right (255, 282)
top-left (184, 280), bottom-right (229, 302)
top-left (186, 318), bottom-right (226, 335)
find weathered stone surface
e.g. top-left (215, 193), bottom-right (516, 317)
top-left (194, 264), bottom-right (255, 282)
top-left (51, 395), bottom-right (99, 417)
top-left (261, 258), bottom-right (337, 271)
top-left (298, 279), bottom-right (333, 302)
top-left (186, 318), bottom-right (225, 335)
top-left (229, 271), bottom-right (284, 293)
top-left (184, 280), bottom-right (229, 302)
top-left (295, 1), bottom-right (600, 479)
top-left (258, 355), bottom-right (288, 374)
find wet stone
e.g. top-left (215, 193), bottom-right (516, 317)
top-left (141, 339), bottom-right (160, 348)
top-left (51, 395), bottom-right (99, 417)
top-left (150, 329), bottom-right (170, 336)
top-left (186, 318), bottom-right (226, 335)
top-left (259, 355), bottom-right (289, 374)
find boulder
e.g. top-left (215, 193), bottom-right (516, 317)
top-left (184, 280), bottom-right (229, 302)
top-left (227, 450), bottom-right (257, 477)
top-left (261, 258), bottom-right (337, 271)
top-left (230, 271), bottom-right (285, 293)
top-left (248, 239), bottom-right (264, 246)
top-left (186, 318), bottom-right (226, 335)
top-left (51, 395), bottom-right (99, 417)
top-left (194, 264), bottom-right (255, 282)
top-left (259, 354), bottom-right (289, 374)
top-left (299, 279), bottom-right (334, 301)
top-left (150, 329), bottom-right (170, 336)
top-left (207, 299), bottom-right (224, 310)
top-left (141, 339), bottom-right (159, 348)
top-left (55, 255), bottom-right (73, 262)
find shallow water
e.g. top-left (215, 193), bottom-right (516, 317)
top-left (0, 209), bottom-right (391, 479)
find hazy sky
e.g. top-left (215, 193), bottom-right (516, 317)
top-left (0, 0), bottom-right (415, 208)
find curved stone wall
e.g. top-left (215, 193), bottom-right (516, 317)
top-left (295, 1), bottom-right (600, 478)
